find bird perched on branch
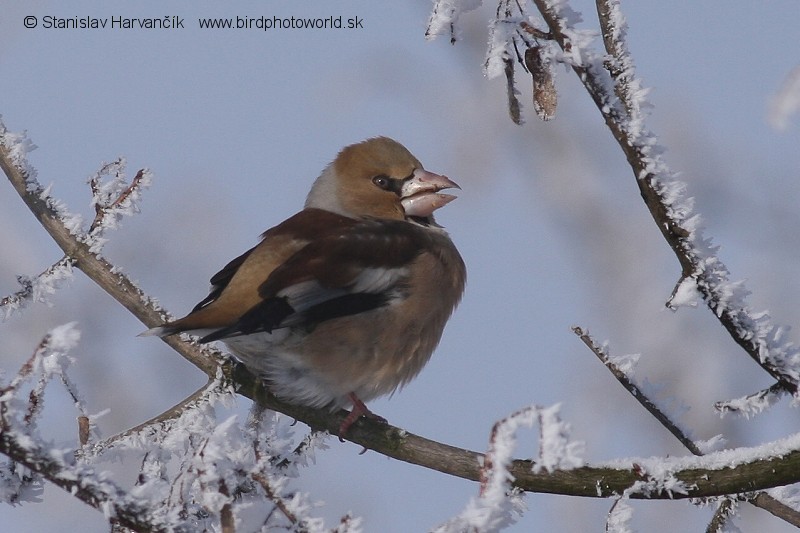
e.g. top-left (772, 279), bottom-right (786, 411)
top-left (143, 137), bottom-right (466, 436)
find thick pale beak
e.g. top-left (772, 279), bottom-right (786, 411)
top-left (400, 168), bottom-right (460, 218)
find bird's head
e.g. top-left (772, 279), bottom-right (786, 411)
top-left (305, 137), bottom-right (460, 225)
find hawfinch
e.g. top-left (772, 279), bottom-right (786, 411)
top-left (145, 137), bottom-right (465, 435)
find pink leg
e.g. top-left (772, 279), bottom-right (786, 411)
top-left (338, 392), bottom-right (387, 438)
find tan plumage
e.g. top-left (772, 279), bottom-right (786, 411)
top-left (144, 137), bottom-right (466, 434)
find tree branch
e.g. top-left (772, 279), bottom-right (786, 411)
top-left (76, 381), bottom-right (218, 460)
top-left (532, 0), bottom-right (800, 392)
top-left (572, 326), bottom-right (702, 454)
top-left (0, 132), bottom-right (224, 379)
top-left (236, 363), bottom-right (800, 499)
top-left (752, 492), bottom-right (800, 527)
top-left (574, 326), bottom-right (800, 526)
top-left (3, 115), bottom-right (800, 520)
top-left (0, 429), bottom-right (191, 532)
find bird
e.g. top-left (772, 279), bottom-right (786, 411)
top-left (143, 137), bottom-right (466, 436)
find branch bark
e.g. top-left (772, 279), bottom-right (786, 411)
top-left (539, 0), bottom-right (800, 525)
top-left (533, 0), bottom-right (799, 393)
top-left (0, 141), bottom-right (224, 379)
top-left (4, 120), bottom-right (800, 504)
top-left (3, 109), bottom-right (800, 523)
top-left (0, 429), bottom-right (185, 532)
top-left (574, 326), bottom-right (800, 526)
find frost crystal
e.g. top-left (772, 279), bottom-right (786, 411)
top-left (0, 118), bottom-right (153, 318)
top-left (0, 120), bottom-right (38, 180)
top-left (606, 499), bottom-right (634, 533)
top-left (85, 159), bottom-right (152, 254)
top-left (2, 260), bottom-right (75, 320)
top-left (693, 434), bottom-right (726, 455)
top-left (607, 352), bottom-right (640, 376)
top-left (533, 404), bottom-right (585, 473)
top-left (533, 0), bottom-right (800, 392)
top-left (484, 16), bottom-right (516, 80)
top-left (716, 387), bottom-right (784, 419)
top-left (426, 0), bottom-right (482, 42)
top-left (435, 404), bottom-right (583, 532)
top-left (667, 276), bottom-right (700, 310)
top-left (0, 321), bottom-right (349, 531)
top-left (0, 462), bottom-right (43, 505)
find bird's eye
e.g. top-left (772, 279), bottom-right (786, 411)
top-left (372, 175), bottom-right (391, 190)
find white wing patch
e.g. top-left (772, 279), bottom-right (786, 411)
top-left (350, 266), bottom-right (408, 293)
top-left (278, 280), bottom-right (346, 312)
top-left (277, 266), bottom-right (409, 313)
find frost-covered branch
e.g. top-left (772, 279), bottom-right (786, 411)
top-left (0, 257), bottom-right (74, 320)
top-left (751, 491), bottom-right (800, 528)
top-left (5, 116), bottom-right (800, 510)
top-left (714, 382), bottom-right (788, 419)
top-left (436, 407), bottom-right (534, 531)
top-left (574, 326), bottom-right (800, 527)
top-left (706, 499), bottom-right (738, 533)
top-left (86, 159), bottom-right (150, 250)
top-left (572, 326), bottom-right (703, 455)
top-left (0, 323), bottom-right (187, 531)
top-left (5, 72), bottom-right (800, 528)
top-left (594, 0), bottom-right (640, 120)
top-left (77, 381), bottom-right (220, 461)
top-left (237, 363), bottom-right (800, 501)
top-left (426, 0), bottom-right (483, 44)
top-left (429, 1), bottom-right (800, 529)
top-left (431, 0), bottom-right (800, 400)
top-left (0, 138), bottom-right (149, 321)
top-left (436, 404), bottom-right (583, 531)
top-left (528, 0), bottom-right (800, 396)
top-left (1, 429), bottom-right (189, 532)
top-left (0, 324), bottom-right (355, 531)
top-left (545, 12), bottom-right (800, 518)
top-left (0, 121), bottom-right (225, 378)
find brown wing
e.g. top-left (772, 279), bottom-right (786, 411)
top-left (163, 209), bottom-right (357, 332)
top-left (199, 217), bottom-right (428, 342)
top-left (190, 247), bottom-right (255, 313)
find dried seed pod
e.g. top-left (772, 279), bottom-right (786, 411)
top-left (78, 415), bottom-right (90, 446)
top-left (504, 57), bottom-right (523, 125)
top-left (525, 46), bottom-right (557, 121)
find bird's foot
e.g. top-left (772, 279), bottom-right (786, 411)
top-left (338, 392), bottom-right (387, 441)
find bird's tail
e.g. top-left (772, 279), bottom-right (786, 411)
top-left (137, 325), bottom-right (177, 338)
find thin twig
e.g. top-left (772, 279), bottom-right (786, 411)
top-left (532, 0), bottom-right (799, 393)
top-left (564, 2), bottom-right (800, 526)
top-left (594, 0), bottom-right (636, 116)
top-left (251, 472), bottom-right (304, 529)
top-left (0, 137), bottom-right (225, 378)
top-left (4, 102), bottom-right (800, 525)
top-left (705, 498), bottom-right (736, 533)
top-left (0, 257), bottom-right (74, 318)
top-left (0, 428), bottom-right (190, 531)
top-left (714, 382), bottom-right (787, 416)
top-left (574, 332), bottom-right (800, 526)
top-left (752, 492), bottom-right (800, 526)
top-left (77, 381), bottom-right (220, 460)
top-left (88, 166), bottom-right (147, 233)
top-left (572, 326), bottom-right (702, 455)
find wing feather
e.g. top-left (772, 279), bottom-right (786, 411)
top-left (201, 217), bottom-right (426, 341)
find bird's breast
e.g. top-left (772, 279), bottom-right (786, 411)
top-left (223, 229), bottom-right (465, 410)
